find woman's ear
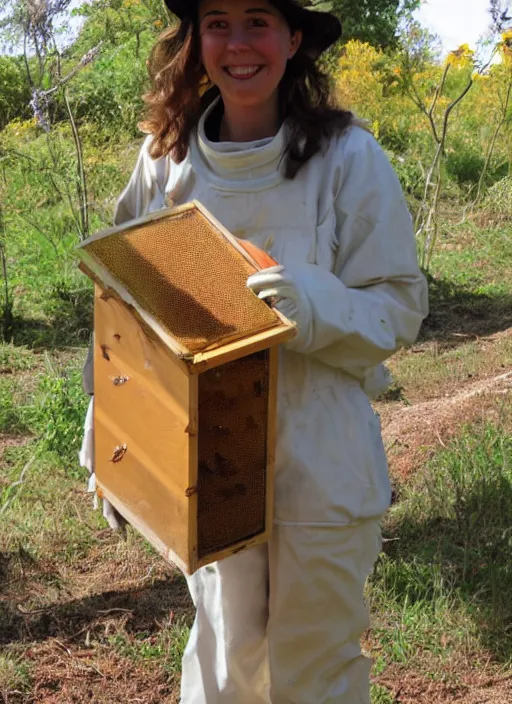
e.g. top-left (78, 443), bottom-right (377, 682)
top-left (288, 29), bottom-right (303, 59)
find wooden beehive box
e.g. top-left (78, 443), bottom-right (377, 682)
top-left (76, 201), bottom-right (296, 575)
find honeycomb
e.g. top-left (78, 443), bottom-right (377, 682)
top-left (84, 207), bottom-right (280, 354)
top-left (197, 350), bottom-right (269, 558)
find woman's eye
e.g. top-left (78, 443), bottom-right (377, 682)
top-left (207, 20), bottom-right (228, 30)
top-left (249, 17), bottom-right (268, 28)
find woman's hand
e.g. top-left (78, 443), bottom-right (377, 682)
top-left (247, 264), bottom-right (313, 351)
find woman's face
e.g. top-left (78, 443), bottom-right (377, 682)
top-left (198, 0), bottom-right (302, 111)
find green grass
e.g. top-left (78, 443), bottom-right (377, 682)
top-left (370, 683), bottom-right (396, 703)
top-left (108, 615), bottom-right (190, 679)
top-left (1, 381), bottom-right (510, 701)
top-left (431, 219), bottom-right (512, 294)
top-left (368, 414), bottom-right (512, 684)
top-left (0, 652), bottom-right (33, 697)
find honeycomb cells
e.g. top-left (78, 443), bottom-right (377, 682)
top-left (85, 209), bottom-right (279, 354)
top-left (197, 350), bottom-right (269, 558)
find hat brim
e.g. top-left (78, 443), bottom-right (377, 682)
top-left (164, 0), bottom-right (341, 59)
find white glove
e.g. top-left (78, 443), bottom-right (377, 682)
top-left (247, 265), bottom-right (313, 352)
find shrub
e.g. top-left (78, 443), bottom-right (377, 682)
top-left (30, 365), bottom-right (89, 472)
top-left (386, 150), bottom-right (425, 198)
top-left (445, 144), bottom-right (486, 187)
top-left (483, 175), bottom-right (512, 217)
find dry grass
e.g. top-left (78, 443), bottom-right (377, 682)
top-left (374, 664), bottom-right (512, 703)
top-left (378, 371), bottom-right (512, 479)
top-left (382, 329), bottom-right (512, 406)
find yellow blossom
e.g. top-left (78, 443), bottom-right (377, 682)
top-left (445, 43), bottom-right (475, 69)
top-left (500, 28), bottom-right (512, 62)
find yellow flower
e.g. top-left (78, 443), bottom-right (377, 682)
top-left (154, 19), bottom-right (163, 28)
top-left (500, 28), bottom-right (512, 61)
top-left (445, 43), bottom-right (475, 69)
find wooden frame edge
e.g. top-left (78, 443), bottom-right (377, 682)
top-left (190, 323), bottom-right (296, 373)
top-left (187, 374), bottom-right (199, 575)
top-left (195, 530), bottom-right (271, 570)
top-left (265, 346), bottom-right (278, 543)
top-left (97, 482), bottom-right (193, 577)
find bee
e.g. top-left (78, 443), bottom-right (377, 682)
top-left (110, 375), bottom-right (130, 386)
top-left (110, 444), bottom-right (128, 463)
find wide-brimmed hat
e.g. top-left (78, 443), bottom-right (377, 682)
top-left (164, 0), bottom-right (342, 59)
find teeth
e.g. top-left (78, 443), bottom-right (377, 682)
top-left (227, 66), bottom-right (260, 76)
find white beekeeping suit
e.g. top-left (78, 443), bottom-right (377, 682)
top-left (81, 98), bottom-right (429, 703)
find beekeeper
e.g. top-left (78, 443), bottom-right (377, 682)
top-left (80, 0), bottom-right (429, 701)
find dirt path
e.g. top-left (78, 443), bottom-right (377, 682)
top-left (378, 368), bottom-right (512, 480)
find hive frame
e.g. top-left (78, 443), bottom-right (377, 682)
top-left (77, 201), bottom-right (296, 374)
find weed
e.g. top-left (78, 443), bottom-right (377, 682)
top-left (483, 175), bottom-right (512, 217)
top-left (371, 683), bottom-right (396, 703)
top-left (29, 356), bottom-right (89, 472)
top-left (0, 343), bottom-right (37, 374)
top-left (0, 377), bottom-right (32, 434)
top-left (0, 652), bottom-right (33, 695)
top-left (109, 615), bottom-right (190, 676)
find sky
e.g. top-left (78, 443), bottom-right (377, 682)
top-left (415, 0), bottom-right (495, 55)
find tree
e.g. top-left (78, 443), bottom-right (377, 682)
top-left (0, 0), bottom-right (73, 87)
top-left (0, 0), bottom-right (104, 240)
top-left (71, 0), bottom-right (170, 60)
top-left (490, 0), bottom-right (511, 30)
top-left (333, 0), bottom-right (421, 48)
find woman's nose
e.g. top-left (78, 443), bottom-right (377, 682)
top-left (226, 27), bottom-right (251, 52)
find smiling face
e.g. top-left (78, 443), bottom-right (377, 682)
top-left (198, 0), bottom-right (302, 113)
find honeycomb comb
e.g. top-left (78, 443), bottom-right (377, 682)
top-left (77, 202), bottom-right (285, 359)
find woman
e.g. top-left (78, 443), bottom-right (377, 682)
top-left (82, 1), bottom-right (429, 701)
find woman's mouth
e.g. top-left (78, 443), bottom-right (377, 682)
top-left (223, 65), bottom-right (263, 80)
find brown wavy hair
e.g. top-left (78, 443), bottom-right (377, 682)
top-left (139, 13), bottom-right (354, 179)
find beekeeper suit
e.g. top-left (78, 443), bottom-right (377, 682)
top-left (81, 97), bottom-right (428, 703)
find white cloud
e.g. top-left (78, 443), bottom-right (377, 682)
top-left (415, 0), bottom-right (494, 54)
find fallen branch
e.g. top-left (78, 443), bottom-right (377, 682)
top-left (17, 603), bottom-right (51, 615)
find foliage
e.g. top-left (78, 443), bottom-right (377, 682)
top-left (445, 140), bottom-right (486, 187)
top-left (0, 56), bottom-right (31, 128)
top-left (29, 362), bottom-right (89, 471)
top-left (68, 33), bottom-right (154, 134)
top-left (483, 174), bottom-right (512, 216)
top-left (0, 0), bottom-right (73, 85)
top-left (332, 0), bottom-right (420, 49)
top-left (336, 40), bottom-right (431, 196)
top-left (71, 0), bottom-right (170, 55)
